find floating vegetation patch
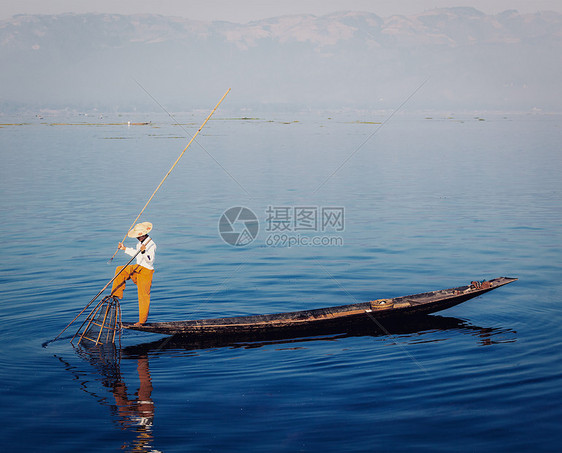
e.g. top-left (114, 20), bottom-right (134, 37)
top-left (425, 116), bottom-right (463, 121)
top-left (220, 117), bottom-right (262, 121)
top-left (46, 122), bottom-right (154, 126)
top-left (148, 134), bottom-right (185, 139)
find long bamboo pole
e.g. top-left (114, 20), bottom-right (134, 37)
top-left (109, 88), bottom-right (231, 262)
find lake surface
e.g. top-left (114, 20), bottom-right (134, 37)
top-left (1, 110), bottom-right (561, 452)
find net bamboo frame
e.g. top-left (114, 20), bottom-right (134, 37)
top-left (72, 296), bottom-right (122, 346)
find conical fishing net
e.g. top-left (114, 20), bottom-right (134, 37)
top-left (74, 295), bottom-right (121, 346)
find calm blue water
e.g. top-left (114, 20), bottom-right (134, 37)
top-left (1, 110), bottom-right (561, 452)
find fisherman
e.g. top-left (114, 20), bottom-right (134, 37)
top-left (111, 222), bottom-right (156, 326)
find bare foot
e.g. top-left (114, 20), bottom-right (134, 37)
top-left (133, 322), bottom-right (144, 327)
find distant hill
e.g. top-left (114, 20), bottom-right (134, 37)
top-left (1, 8), bottom-right (561, 112)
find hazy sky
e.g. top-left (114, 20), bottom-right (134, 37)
top-left (1, 0), bottom-right (561, 22)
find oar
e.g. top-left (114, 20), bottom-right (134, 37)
top-left (50, 248), bottom-right (143, 344)
top-left (108, 88), bottom-right (231, 262)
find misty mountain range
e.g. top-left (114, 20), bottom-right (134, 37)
top-left (1, 7), bottom-right (561, 112)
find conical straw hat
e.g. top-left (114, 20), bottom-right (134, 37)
top-left (128, 222), bottom-right (153, 238)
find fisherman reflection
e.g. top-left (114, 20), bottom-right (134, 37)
top-left (110, 354), bottom-right (156, 451)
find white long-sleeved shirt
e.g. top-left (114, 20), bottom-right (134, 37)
top-left (124, 237), bottom-right (156, 270)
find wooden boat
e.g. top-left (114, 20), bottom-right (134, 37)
top-left (123, 277), bottom-right (517, 338)
top-left (122, 314), bottom-right (516, 355)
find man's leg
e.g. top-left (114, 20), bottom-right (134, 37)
top-left (133, 267), bottom-right (154, 324)
top-left (111, 265), bottom-right (134, 299)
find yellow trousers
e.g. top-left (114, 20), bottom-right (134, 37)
top-left (111, 265), bottom-right (154, 324)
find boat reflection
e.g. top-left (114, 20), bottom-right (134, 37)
top-left (122, 313), bottom-right (517, 356)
